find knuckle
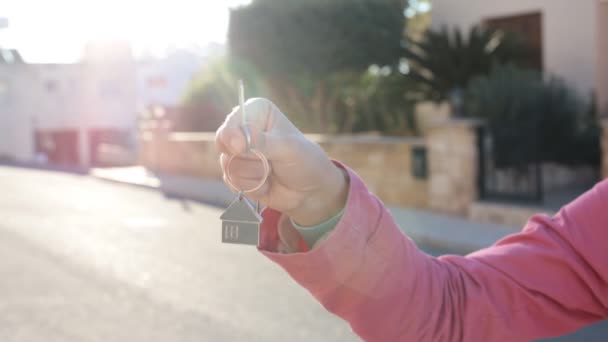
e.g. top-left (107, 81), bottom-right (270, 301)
top-left (246, 97), bottom-right (269, 106)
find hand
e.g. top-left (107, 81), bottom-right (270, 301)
top-left (215, 98), bottom-right (348, 226)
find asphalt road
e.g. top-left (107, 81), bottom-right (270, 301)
top-left (0, 166), bottom-right (605, 342)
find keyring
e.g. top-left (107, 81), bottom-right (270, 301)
top-left (225, 148), bottom-right (270, 194)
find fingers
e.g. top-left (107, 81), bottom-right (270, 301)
top-left (215, 98), bottom-right (273, 156)
top-left (220, 153), bottom-right (271, 198)
top-left (221, 153), bottom-right (267, 180)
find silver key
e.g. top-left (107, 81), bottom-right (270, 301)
top-left (220, 80), bottom-right (267, 246)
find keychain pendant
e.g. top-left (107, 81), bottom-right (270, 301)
top-left (220, 194), bottom-right (262, 246)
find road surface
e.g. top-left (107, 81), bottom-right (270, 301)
top-left (0, 166), bottom-right (605, 341)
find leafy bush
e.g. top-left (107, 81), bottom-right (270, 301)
top-left (347, 71), bottom-right (418, 135)
top-left (179, 57), bottom-right (418, 135)
top-left (466, 64), bottom-right (600, 167)
top-left (182, 57), bottom-right (267, 113)
top-left (177, 57), bottom-right (267, 131)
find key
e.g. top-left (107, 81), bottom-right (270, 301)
top-left (220, 80), bottom-right (269, 246)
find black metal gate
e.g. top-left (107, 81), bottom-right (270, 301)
top-left (477, 126), bottom-right (543, 203)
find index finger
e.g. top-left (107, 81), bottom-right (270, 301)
top-left (215, 98), bottom-right (273, 155)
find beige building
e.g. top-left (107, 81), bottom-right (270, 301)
top-left (431, 0), bottom-right (608, 115)
top-left (0, 42), bottom-right (136, 167)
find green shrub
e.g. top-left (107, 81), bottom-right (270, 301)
top-left (348, 71), bottom-right (418, 135)
top-left (466, 64), bottom-right (600, 167)
top-left (177, 57), bottom-right (267, 131)
top-left (179, 57), bottom-right (419, 135)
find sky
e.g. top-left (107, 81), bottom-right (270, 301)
top-left (0, 0), bottom-right (251, 63)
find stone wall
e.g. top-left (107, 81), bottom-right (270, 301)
top-left (603, 120), bottom-right (608, 178)
top-left (314, 135), bottom-right (429, 208)
top-left (140, 132), bottom-right (223, 180)
top-left (139, 132), bottom-right (430, 208)
top-left (427, 119), bottom-right (481, 215)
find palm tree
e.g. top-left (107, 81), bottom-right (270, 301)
top-left (403, 25), bottom-right (530, 105)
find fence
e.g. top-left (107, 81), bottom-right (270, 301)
top-left (476, 126), bottom-right (543, 203)
top-left (475, 122), bottom-right (603, 219)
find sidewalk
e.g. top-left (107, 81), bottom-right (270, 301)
top-left (90, 166), bottom-right (519, 254)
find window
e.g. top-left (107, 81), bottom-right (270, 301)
top-left (484, 12), bottom-right (543, 70)
top-left (45, 80), bottom-right (59, 92)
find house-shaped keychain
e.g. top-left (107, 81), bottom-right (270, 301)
top-left (220, 196), bottom-right (262, 246)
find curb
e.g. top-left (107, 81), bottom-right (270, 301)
top-left (89, 172), bottom-right (160, 191)
top-left (90, 169), bottom-right (511, 255)
top-left (1, 161), bottom-right (88, 175)
top-left (89, 169), bottom-right (235, 208)
top-left (88, 169), bottom-right (160, 190)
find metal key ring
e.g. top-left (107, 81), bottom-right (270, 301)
top-left (225, 148), bottom-right (270, 194)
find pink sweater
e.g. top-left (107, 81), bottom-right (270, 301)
top-left (258, 165), bottom-right (608, 341)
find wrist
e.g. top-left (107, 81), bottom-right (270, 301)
top-left (289, 163), bottom-right (349, 226)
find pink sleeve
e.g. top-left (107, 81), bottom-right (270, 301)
top-left (258, 165), bottom-right (608, 341)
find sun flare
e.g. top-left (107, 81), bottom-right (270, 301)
top-left (1, 0), bottom-right (251, 63)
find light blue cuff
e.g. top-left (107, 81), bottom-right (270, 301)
top-left (290, 207), bottom-right (345, 248)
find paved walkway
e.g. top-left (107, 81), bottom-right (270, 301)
top-left (91, 166), bottom-right (520, 254)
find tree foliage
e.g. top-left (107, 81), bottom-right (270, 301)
top-left (176, 57), bottom-right (267, 131)
top-left (228, 0), bottom-right (405, 77)
top-left (223, 0), bottom-right (411, 133)
top-left (347, 71), bottom-right (417, 134)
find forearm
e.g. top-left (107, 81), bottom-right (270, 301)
top-left (259, 166), bottom-right (608, 341)
top-left (286, 160), bottom-right (348, 249)
top-left (258, 164), bottom-right (440, 340)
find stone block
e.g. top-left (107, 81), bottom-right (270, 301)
top-left (427, 119), bottom-right (482, 215)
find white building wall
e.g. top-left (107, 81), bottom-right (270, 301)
top-left (431, 0), bottom-right (598, 98)
top-left (0, 49), bottom-right (137, 165)
top-left (0, 64), bottom-right (34, 161)
top-left (27, 64), bottom-right (85, 130)
top-left (80, 62), bottom-right (137, 128)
